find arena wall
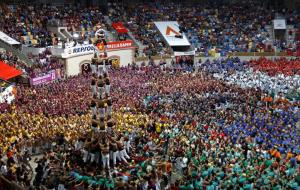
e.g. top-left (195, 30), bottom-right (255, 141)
top-left (135, 56), bottom-right (298, 67)
top-left (65, 48), bottom-right (135, 76)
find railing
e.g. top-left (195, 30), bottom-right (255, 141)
top-left (60, 28), bottom-right (73, 39)
top-left (227, 52), bottom-right (288, 57)
top-left (135, 51), bottom-right (291, 62)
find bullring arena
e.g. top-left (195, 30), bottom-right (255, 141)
top-left (0, 0), bottom-right (300, 189)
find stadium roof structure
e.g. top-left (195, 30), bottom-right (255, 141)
top-left (0, 61), bottom-right (23, 80)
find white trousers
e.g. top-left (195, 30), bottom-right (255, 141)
top-left (92, 86), bottom-right (97, 96)
top-left (125, 141), bottom-right (131, 153)
top-left (118, 149), bottom-right (130, 163)
top-left (110, 151), bottom-right (118, 165)
top-left (91, 107), bottom-right (97, 117)
top-left (102, 153), bottom-right (110, 169)
top-left (91, 65), bottom-right (97, 74)
top-left (97, 67), bottom-right (104, 76)
top-left (82, 150), bottom-right (89, 163)
top-left (90, 153), bottom-right (99, 163)
top-left (105, 85), bottom-right (110, 95)
top-left (75, 142), bottom-right (83, 151)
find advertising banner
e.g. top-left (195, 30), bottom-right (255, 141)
top-left (273, 19), bottom-right (287, 30)
top-left (154, 21), bottom-right (190, 46)
top-left (97, 40), bottom-right (134, 51)
top-left (174, 50), bottom-right (195, 56)
top-left (30, 69), bottom-right (60, 86)
top-left (62, 44), bottom-right (95, 58)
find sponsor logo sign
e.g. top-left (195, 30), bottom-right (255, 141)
top-left (154, 21), bottom-right (191, 46)
top-left (97, 40), bottom-right (134, 51)
top-left (30, 69), bottom-right (61, 86)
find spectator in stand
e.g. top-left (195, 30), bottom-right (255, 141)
top-left (0, 4), bottom-right (107, 47)
top-left (61, 6), bottom-right (107, 41)
top-left (107, 1), bottom-right (300, 55)
top-left (0, 4), bottom-right (54, 47)
top-left (1, 2), bottom-right (299, 55)
top-left (0, 49), bottom-right (63, 78)
top-left (0, 50), bottom-right (29, 73)
top-left (27, 49), bottom-right (63, 78)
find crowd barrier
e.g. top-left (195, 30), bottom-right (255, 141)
top-left (227, 52), bottom-right (288, 57)
top-left (135, 51), bottom-right (294, 62)
top-left (135, 52), bottom-right (294, 62)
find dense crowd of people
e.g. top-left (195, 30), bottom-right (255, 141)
top-left (107, 2), bottom-right (172, 56)
top-left (0, 50), bottom-right (28, 73)
top-left (60, 6), bottom-right (107, 41)
top-left (0, 4), bottom-right (54, 47)
top-left (1, 1), bottom-right (300, 56)
top-left (0, 1), bottom-right (300, 189)
top-left (0, 4), bottom-right (108, 47)
top-left (0, 4), bottom-right (107, 83)
top-left (250, 57), bottom-right (300, 76)
top-left (26, 49), bottom-right (64, 78)
top-left (108, 1), bottom-right (300, 56)
top-left (0, 58), bottom-right (299, 189)
top-left (0, 49), bottom-right (63, 78)
top-left (201, 57), bottom-right (300, 101)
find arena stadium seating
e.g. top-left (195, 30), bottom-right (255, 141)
top-left (0, 1), bottom-right (300, 190)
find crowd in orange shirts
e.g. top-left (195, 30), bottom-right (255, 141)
top-left (250, 57), bottom-right (300, 76)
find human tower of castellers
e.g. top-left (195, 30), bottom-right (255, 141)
top-left (82, 32), bottom-right (131, 171)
